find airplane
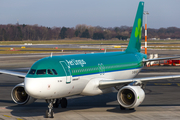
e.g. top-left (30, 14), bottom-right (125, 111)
top-left (1, 1), bottom-right (180, 118)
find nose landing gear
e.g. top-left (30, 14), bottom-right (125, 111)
top-left (45, 98), bottom-right (68, 118)
top-left (45, 99), bottom-right (55, 118)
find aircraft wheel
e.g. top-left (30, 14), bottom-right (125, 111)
top-left (45, 110), bottom-right (48, 118)
top-left (50, 110), bottom-right (54, 118)
top-left (61, 97), bottom-right (67, 108)
top-left (45, 110), bottom-right (54, 118)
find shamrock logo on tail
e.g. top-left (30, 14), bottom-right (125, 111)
top-left (135, 18), bottom-right (142, 41)
top-left (134, 18), bottom-right (142, 52)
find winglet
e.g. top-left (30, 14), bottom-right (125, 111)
top-left (126, 2), bottom-right (144, 53)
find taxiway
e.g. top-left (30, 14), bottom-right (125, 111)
top-left (1, 52), bottom-right (180, 120)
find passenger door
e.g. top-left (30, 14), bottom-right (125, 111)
top-left (60, 61), bottom-right (71, 84)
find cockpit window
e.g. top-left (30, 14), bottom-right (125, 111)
top-left (52, 69), bottom-right (58, 75)
top-left (29, 69), bottom-right (36, 75)
top-left (47, 69), bottom-right (53, 75)
top-left (36, 69), bottom-right (46, 75)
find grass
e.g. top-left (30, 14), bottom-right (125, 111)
top-left (0, 39), bottom-right (179, 45)
top-left (0, 40), bottom-right (128, 45)
top-left (0, 39), bottom-right (180, 54)
top-left (0, 47), bottom-right (120, 54)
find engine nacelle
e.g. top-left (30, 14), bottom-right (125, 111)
top-left (117, 85), bottom-right (145, 108)
top-left (11, 83), bottom-right (36, 105)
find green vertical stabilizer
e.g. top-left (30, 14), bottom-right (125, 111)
top-left (126, 1), bottom-right (144, 53)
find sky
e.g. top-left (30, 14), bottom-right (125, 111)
top-left (0, 0), bottom-right (180, 29)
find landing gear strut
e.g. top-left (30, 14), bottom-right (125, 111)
top-left (53, 99), bottom-right (60, 108)
top-left (45, 99), bottom-right (55, 118)
top-left (52, 98), bottom-right (67, 108)
top-left (45, 98), bottom-right (68, 118)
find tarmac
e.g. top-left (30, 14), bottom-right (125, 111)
top-left (1, 106), bottom-right (180, 120)
top-left (1, 52), bottom-right (180, 119)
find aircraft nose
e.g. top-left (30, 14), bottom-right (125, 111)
top-left (24, 77), bottom-right (42, 98)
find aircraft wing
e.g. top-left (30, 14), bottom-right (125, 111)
top-left (0, 69), bottom-right (26, 78)
top-left (143, 56), bottom-right (180, 62)
top-left (99, 75), bottom-right (180, 89)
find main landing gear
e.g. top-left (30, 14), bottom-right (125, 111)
top-left (45, 98), bottom-right (67, 118)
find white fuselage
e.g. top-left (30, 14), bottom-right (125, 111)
top-left (25, 68), bottom-right (141, 99)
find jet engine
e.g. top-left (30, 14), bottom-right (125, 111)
top-left (117, 85), bottom-right (145, 108)
top-left (11, 83), bottom-right (36, 105)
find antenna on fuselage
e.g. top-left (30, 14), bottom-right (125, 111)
top-left (50, 52), bottom-right (53, 57)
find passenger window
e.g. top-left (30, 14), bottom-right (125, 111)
top-left (47, 69), bottom-right (53, 75)
top-left (52, 69), bottom-right (58, 75)
top-left (37, 69), bottom-right (46, 75)
top-left (29, 69), bottom-right (36, 75)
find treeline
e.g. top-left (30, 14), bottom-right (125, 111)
top-left (0, 24), bottom-right (180, 41)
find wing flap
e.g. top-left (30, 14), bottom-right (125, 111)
top-left (0, 70), bottom-right (26, 78)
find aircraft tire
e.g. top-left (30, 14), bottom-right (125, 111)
top-left (61, 97), bottom-right (67, 108)
top-left (45, 110), bottom-right (54, 118)
top-left (50, 110), bottom-right (54, 118)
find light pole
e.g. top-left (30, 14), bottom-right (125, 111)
top-left (144, 11), bottom-right (149, 54)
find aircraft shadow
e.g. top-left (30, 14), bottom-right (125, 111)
top-left (0, 100), bottom-right (14, 104)
top-left (4, 91), bottom-right (180, 118)
top-left (5, 92), bottom-right (127, 117)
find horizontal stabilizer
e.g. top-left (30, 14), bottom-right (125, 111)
top-left (143, 56), bottom-right (180, 62)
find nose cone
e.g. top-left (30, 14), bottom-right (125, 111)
top-left (24, 77), bottom-right (43, 99)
